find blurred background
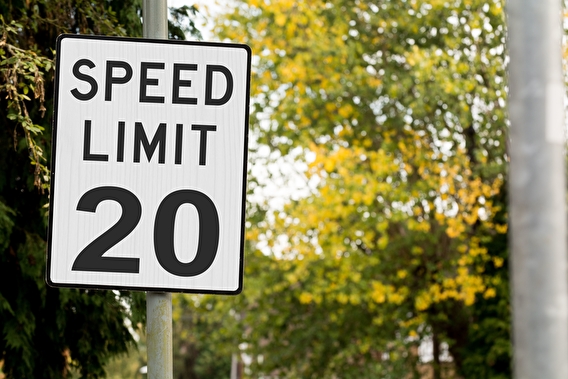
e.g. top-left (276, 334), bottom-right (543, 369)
top-left (0, 0), bottom-right (528, 378)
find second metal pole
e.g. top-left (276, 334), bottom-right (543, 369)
top-left (142, 1), bottom-right (172, 379)
top-left (508, 0), bottom-right (568, 378)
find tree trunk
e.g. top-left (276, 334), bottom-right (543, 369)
top-left (433, 333), bottom-right (441, 379)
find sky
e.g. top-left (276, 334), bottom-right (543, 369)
top-left (168, 0), bottom-right (220, 41)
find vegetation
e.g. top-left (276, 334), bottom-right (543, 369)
top-left (0, 0), bottom-right (515, 377)
top-left (0, 1), bottom-right (196, 377)
top-left (175, 0), bottom-right (511, 378)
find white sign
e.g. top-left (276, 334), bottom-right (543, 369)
top-left (47, 35), bottom-right (250, 294)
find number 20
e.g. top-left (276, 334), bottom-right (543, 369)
top-left (71, 186), bottom-right (220, 277)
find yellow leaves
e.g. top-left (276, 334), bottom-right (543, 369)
top-left (325, 102), bottom-right (336, 113)
top-left (457, 255), bottom-right (472, 267)
top-left (279, 62), bottom-right (308, 82)
top-left (368, 150), bottom-right (398, 176)
top-left (376, 220), bottom-right (389, 232)
top-left (483, 288), bottom-right (497, 299)
top-left (368, 77), bottom-right (382, 88)
top-left (493, 256), bottom-right (504, 268)
top-left (299, 292), bottom-right (313, 304)
top-left (406, 45), bottom-right (424, 67)
top-left (415, 291), bottom-right (432, 311)
top-left (456, 62), bottom-right (469, 74)
top-left (372, 316), bottom-right (384, 326)
top-left (462, 276), bottom-right (485, 306)
top-left (481, 183), bottom-right (494, 198)
top-left (352, 190), bottom-right (363, 204)
top-left (337, 293), bottom-right (350, 304)
top-left (464, 206), bottom-right (479, 225)
top-left (275, 13), bottom-right (287, 26)
top-left (489, 1), bottom-right (504, 15)
top-left (469, 245), bottom-right (487, 257)
top-left (446, 217), bottom-right (466, 238)
top-left (443, 277), bottom-right (456, 289)
top-left (323, 159), bottom-right (335, 173)
top-left (351, 271), bottom-right (362, 283)
top-left (413, 272), bottom-right (487, 309)
top-left (306, 212), bottom-right (319, 226)
top-left (408, 218), bottom-right (431, 232)
top-left (371, 281), bottom-right (407, 305)
top-left (349, 293), bottom-right (362, 305)
top-left (388, 291), bottom-right (406, 305)
top-left (312, 293), bottom-right (323, 304)
top-left (403, 241), bottom-right (495, 309)
top-left (377, 234), bottom-right (389, 249)
top-left (444, 81), bottom-right (455, 94)
top-left (338, 104), bottom-right (354, 119)
top-left (495, 224), bottom-right (508, 234)
top-left (362, 191), bottom-right (375, 207)
top-left (285, 272), bottom-right (299, 284)
top-left (411, 246), bottom-right (423, 255)
top-left (407, 55), bottom-right (417, 67)
top-left (246, 227), bottom-right (260, 242)
top-left (284, 136), bottom-right (505, 315)
top-left (463, 82), bottom-right (476, 94)
top-left (358, 340), bottom-right (372, 354)
top-left (371, 281), bottom-right (387, 303)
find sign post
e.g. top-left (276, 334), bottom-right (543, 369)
top-left (143, 2), bottom-right (172, 378)
top-left (46, 2), bottom-right (251, 378)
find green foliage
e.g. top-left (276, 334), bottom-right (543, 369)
top-left (172, 295), bottom-right (232, 379)
top-left (104, 333), bottom-right (147, 379)
top-left (169, 5), bottom-right (203, 41)
top-left (0, 1), bottom-right (200, 377)
top-left (457, 192), bottom-right (511, 378)
top-left (0, 3), bottom-right (144, 376)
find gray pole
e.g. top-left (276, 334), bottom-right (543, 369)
top-left (508, 0), bottom-right (568, 378)
top-left (146, 292), bottom-right (172, 379)
top-left (143, 0), bottom-right (168, 40)
top-left (142, 1), bottom-right (173, 379)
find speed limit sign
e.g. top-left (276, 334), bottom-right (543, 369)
top-left (47, 35), bottom-right (250, 294)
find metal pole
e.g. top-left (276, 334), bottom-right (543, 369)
top-left (143, 0), bottom-right (168, 40)
top-left (146, 292), bottom-right (172, 379)
top-left (508, 0), bottom-right (568, 378)
top-left (142, 1), bottom-right (172, 379)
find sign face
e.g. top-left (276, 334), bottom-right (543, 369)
top-left (47, 34), bottom-right (251, 294)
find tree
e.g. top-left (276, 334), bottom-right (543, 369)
top-left (0, 1), bottom-right (197, 377)
top-left (191, 0), bottom-right (511, 378)
top-left (171, 295), bottom-right (232, 379)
